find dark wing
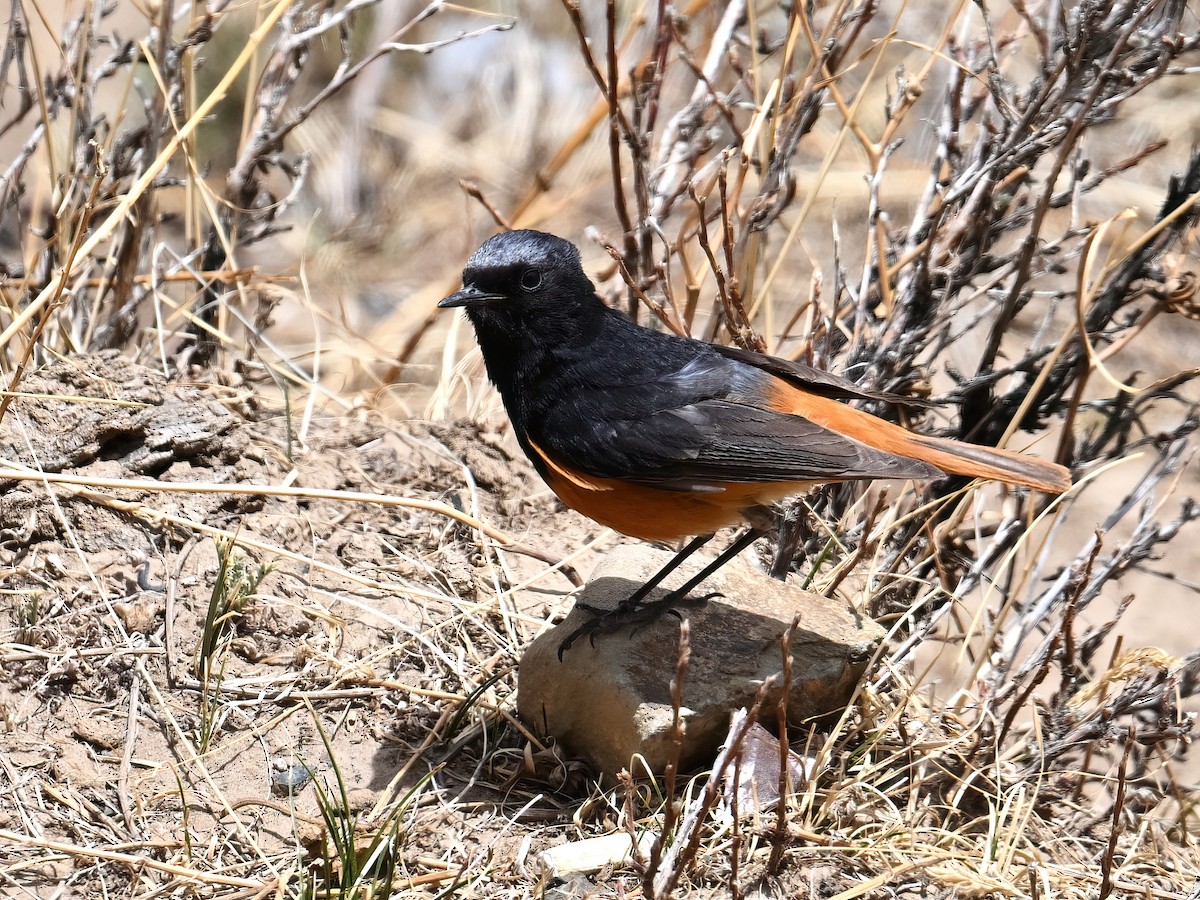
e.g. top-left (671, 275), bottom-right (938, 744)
top-left (710, 344), bottom-right (934, 407)
top-left (529, 349), bottom-right (941, 492)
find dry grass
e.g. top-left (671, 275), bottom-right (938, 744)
top-left (1, 0), bottom-right (1199, 897)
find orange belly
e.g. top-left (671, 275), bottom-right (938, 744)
top-left (539, 464), bottom-right (802, 541)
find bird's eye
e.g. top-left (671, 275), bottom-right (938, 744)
top-left (520, 268), bottom-right (542, 291)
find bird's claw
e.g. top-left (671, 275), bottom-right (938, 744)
top-left (556, 590), bottom-right (718, 660)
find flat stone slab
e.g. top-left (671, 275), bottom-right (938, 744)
top-left (517, 543), bottom-right (886, 775)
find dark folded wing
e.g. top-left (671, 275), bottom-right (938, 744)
top-left (532, 360), bottom-right (942, 492)
top-left (710, 344), bottom-right (934, 407)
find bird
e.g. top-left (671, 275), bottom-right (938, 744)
top-left (438, 229), bottom-right (1071, 655)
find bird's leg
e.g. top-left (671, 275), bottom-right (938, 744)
top-left (558, 526), bottom-right (768, 658)
top-left (644, 527), bottom-right (763, 607)
top-left (610, 532), bottom-right (716, 612)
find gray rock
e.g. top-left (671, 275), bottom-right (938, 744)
top-left (518, 543), bottom-right (885, 776)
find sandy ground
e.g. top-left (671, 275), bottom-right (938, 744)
top-left (1, 352), bottom-right (1195, 899)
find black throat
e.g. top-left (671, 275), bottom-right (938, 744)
top-left (466, 298), bottom-right (610, 433)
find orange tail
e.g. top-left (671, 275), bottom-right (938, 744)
top-left (773, 385), bottom-right (1072, 493)
top-left (886, 428), bottom-right (1071, 492)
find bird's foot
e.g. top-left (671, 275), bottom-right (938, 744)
top-left (557, 590), bottom-right (722, 660)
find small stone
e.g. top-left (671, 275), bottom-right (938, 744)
top-left (113, 599), bottom-right (160, 635)
top-left (517, 543), bottom-right (885, 776)
top-left (537, 831), bottom-right (655, 878)
top-left (270, 761), bottom-right (311, 795)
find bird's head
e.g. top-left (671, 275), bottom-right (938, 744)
top-left (438, 230), bottom-right (602, 343)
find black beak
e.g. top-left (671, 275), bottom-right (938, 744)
top-left (438, 285), bottom-right (507, 309)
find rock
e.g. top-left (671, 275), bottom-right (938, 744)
top-left (517, 543), bottom-right (885, 776)
top-left (537, 831), bottom-right (655, 879)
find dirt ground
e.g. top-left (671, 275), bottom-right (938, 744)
top-left (1, 353), bottom-right (1196, 899)
top-left (0, 353), bottom-right (618, 896)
